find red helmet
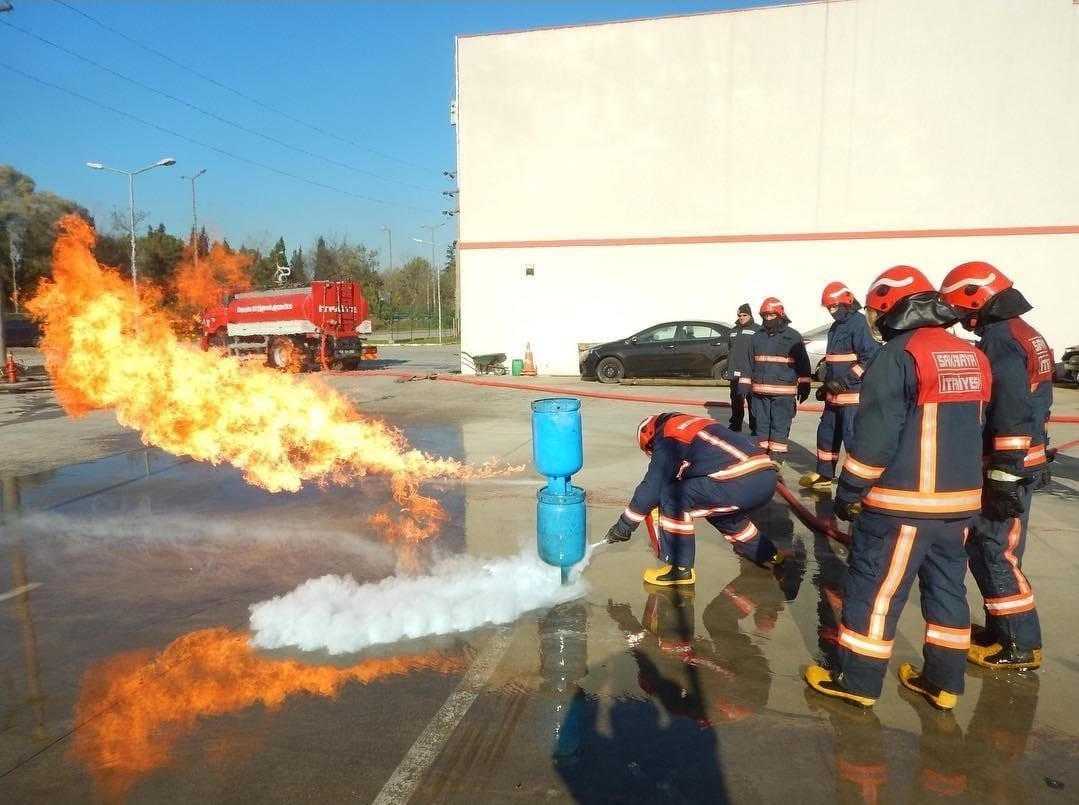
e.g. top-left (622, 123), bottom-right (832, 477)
top-left (821, 281), bottom-right (855, 308)
top-left (759, 297), bottom-right (786, 318)
top-left (637, 415), bottom-right (660, 453)
top-left (939, 261), bottom-right (1013, 312)
top-left (865, 265), bottom-right (935, 313)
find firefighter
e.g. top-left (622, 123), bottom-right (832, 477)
top-left (939, 261), bottom-right (1053, 670)
top-left (726, 303), bottom-right (759, 434)
top-left (747, 297), bottom-right (813, 466)
top-left (605, 412), bottom-right (783, 586)
top-left (799, 282), bottom-right (880, 490)
top-left (804, 265), bottom-right (991, 710)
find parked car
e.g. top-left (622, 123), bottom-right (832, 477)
top-left (1058, 343), bottom-right (1079, 386)
top-left (2, 314), bottom-right (42, 348)
top-left (801, 323), bottom-right (831, 381)
top-left (579, 320), bottom-right (732, 384)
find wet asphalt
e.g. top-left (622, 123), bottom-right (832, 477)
top-left (2, 345), bottom-right (1078, 804)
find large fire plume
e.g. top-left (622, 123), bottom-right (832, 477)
top-left (25, 216), bottom-right (506, 542)
top-left (69, 627), bottom-right (463, 799)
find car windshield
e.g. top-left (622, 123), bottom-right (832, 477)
top-left (637, 324), bottom-right (678, 343)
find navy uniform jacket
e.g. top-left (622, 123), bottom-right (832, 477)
top-left (839, 328), bottom-right (991, 519)
top-left (823, 311), bottom-right (880, 406)
top-left (748, 323), bottom-right (812, 396)
top-left (618, 415), bottom-right (774, 531)
top-left (727, 321), bottom-right (760, 381)
top-left (977, 318), bottom-right (1054, 478)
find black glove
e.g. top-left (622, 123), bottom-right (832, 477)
top-left (1037, 465), bottom-right (1051, 489)
top-left (606, 521), bottom-right (633, 543)
top-left (833, 482), bottom-right (863, 522)
top-left (797, 382), bottom-right (811, 403)
top-left (814, 386), bottom-right (827, 401)
top-left (983, 477), bottom-right (1026, 521)
top-left (822, 378), bottom-right (845, 395)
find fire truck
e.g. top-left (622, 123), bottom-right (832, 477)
top-left (200, 281), bottom-right (377, 371)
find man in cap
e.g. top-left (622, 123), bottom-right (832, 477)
top-left (726, 303), bottom-right (759, 434)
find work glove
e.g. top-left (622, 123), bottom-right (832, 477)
top-left (814, 386), bottom-right (827, 401)
top-left (983, 472), bottom-right (1026, 521)
top-left (606, 521), bottom-right (633, 543)
top-left (833, 481), bottom-right (863, 522)
top-left (822, 378), bottom-right (845, 395)
top-left (797, 382), bottom-right (811, 403)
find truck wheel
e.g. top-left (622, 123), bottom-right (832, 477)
top-left (268, 337), bottom-right (303, 372)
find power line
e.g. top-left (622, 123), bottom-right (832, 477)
top-left (51, 0), bottom-right (439, 174)
top-left (3, 18), bottom-right (439, 193)
top-left (0, 58), bottom-right (437, 214)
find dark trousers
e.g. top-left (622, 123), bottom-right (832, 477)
top-left (837, 511), bottom-right (971, 698)
top-left (750, 394), bottom-right (796, 455)
top-left (655, 470), bottom-right (778, 569)
top-left (814, 404), bottom-right (856, 477)
top-left (729, 383), bottom-right (756, 434)
top-left (966, 481), bottom-right (1041, 650)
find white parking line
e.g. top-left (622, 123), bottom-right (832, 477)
top-left (371, 626), bottom-right (514, 805)
top-left (0, 582), bottom-right (42, 602)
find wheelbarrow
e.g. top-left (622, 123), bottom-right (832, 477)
top-left (461, 351), bottom-right (508, 375)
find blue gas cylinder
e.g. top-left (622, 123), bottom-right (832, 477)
top-left (537, 485), bottom-right (586, 568)
top-left (531, 397), bottom-right (582, 493)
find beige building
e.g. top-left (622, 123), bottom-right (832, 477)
top-left (452, 0), bottom-right (1079, 376)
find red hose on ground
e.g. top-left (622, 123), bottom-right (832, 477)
top-left (773, 478), bottom-right (851, 547)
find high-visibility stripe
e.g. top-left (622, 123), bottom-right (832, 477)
top-left (751, 383), bottom-right (797, 395)
top-left (697, 432), bottom-right (752, 461)
top-left (623, 508), bottom-right (647, 523)
top-left (864, 487), bottom-right (982, 514)
top-left (686, 504), bottom-right (739, 517)
top-left (838, 625), bottom-right (894, 660)
top-left (868, 523), bottom-right (916, 638)
top-left (1002, 516), bottom-right (1033, 594)
top-left (799, 375), bottom-right (812, 383)
top-left (994, 435), bottom-right (1032, 451)
top-left (925, 623), bottom-right (971, 649)
top-left (757, 355), bottom-right (794, 364)
top-left (725, 522), bottom-right (759, 544)
top-left (659, 514), bottom-right (695, 534)
top-left (826, 353), bottom-right (858, 362)
top-left (770, 442), bottom-right (789, 454)
top-left (852, 365), bottom-right (865, 378)
top-left (707, 454), bottom-right (775, 479)
top-left (828, 392), bottom-right (860, 406)
top-left (817, 448), bottom-right (840, 461)
top-left (842, 455), bottom-right (885, 481)
top-left (985, 591), bottom-right (1036, 615)
top-left (919, 403), bottom-right (938, 493)
top-left (1024, 445), bottom-right (1047, 466)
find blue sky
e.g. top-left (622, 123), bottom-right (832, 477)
top-left (3, 0), bottom-right (788, 267)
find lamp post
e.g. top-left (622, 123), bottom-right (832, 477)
top-left (180, 168), bottom-right (206, 269)
top-left (379, 226), bottom-right (393, 273)
top-left (415, 222), bottom-right (446, 344)
top-left (86, 157), bottom-right (176, 304)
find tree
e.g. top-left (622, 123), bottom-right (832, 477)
top-left (138, 223), bottom-right (185, 286)
top-left (0, 165), bottom-right (91, 311)
top-left (289, 247), bottom-right (308, 284)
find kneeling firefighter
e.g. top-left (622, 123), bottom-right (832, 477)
top-left (605, 412), bottom-right (783, 586)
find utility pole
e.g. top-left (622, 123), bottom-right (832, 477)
top-left (180, 169), bottom-right (207, 269)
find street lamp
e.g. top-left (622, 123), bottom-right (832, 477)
top-left (414, 222), bottom-right (446, 344)
top-left (379, 226), bottom-right (393, 272)
top-left (180, 168), bottom-right (206, 269)
top-left (86, 157), bottom-right (176, 305)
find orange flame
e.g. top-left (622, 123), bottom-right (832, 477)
top-left (173, 241), bottom-right (253, 315)
top-left (69, 627), bottom-right (463, 799)
top-left (25, 216), bottom-right (506, 515)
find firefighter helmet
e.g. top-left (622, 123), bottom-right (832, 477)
top-left (939, 261), bottom-right (1014, 313)
top-left (759, 297), bottom-right (786, 318)
top-left (865, 266), bottom-right (935, 313)
top-left (821, 281), bottom-right (856, 308)
top-left (637, 415), bottom-right (660, 453)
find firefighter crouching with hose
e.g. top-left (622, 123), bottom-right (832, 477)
top-left (939, 261), bottom-right (1054, 670)
top-left (604, 413), bottom-right (783, 587)
top-left (804, 265), bottom-right (991, 710)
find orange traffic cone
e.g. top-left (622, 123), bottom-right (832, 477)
top-left (522, 342), bottom-right (537, 376)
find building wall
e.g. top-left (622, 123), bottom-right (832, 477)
top-left (453, 0), bottom-right (1079, 375)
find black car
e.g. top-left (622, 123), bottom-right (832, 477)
top-left (1058, 343), bottom-right (1079, 386)
top-left (580, 320), bottom-right (732, 384)
top-left (2, 314), bottom-right (42, 347)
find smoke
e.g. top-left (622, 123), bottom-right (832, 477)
top-left (249, 545), bottom-right (596, 655)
